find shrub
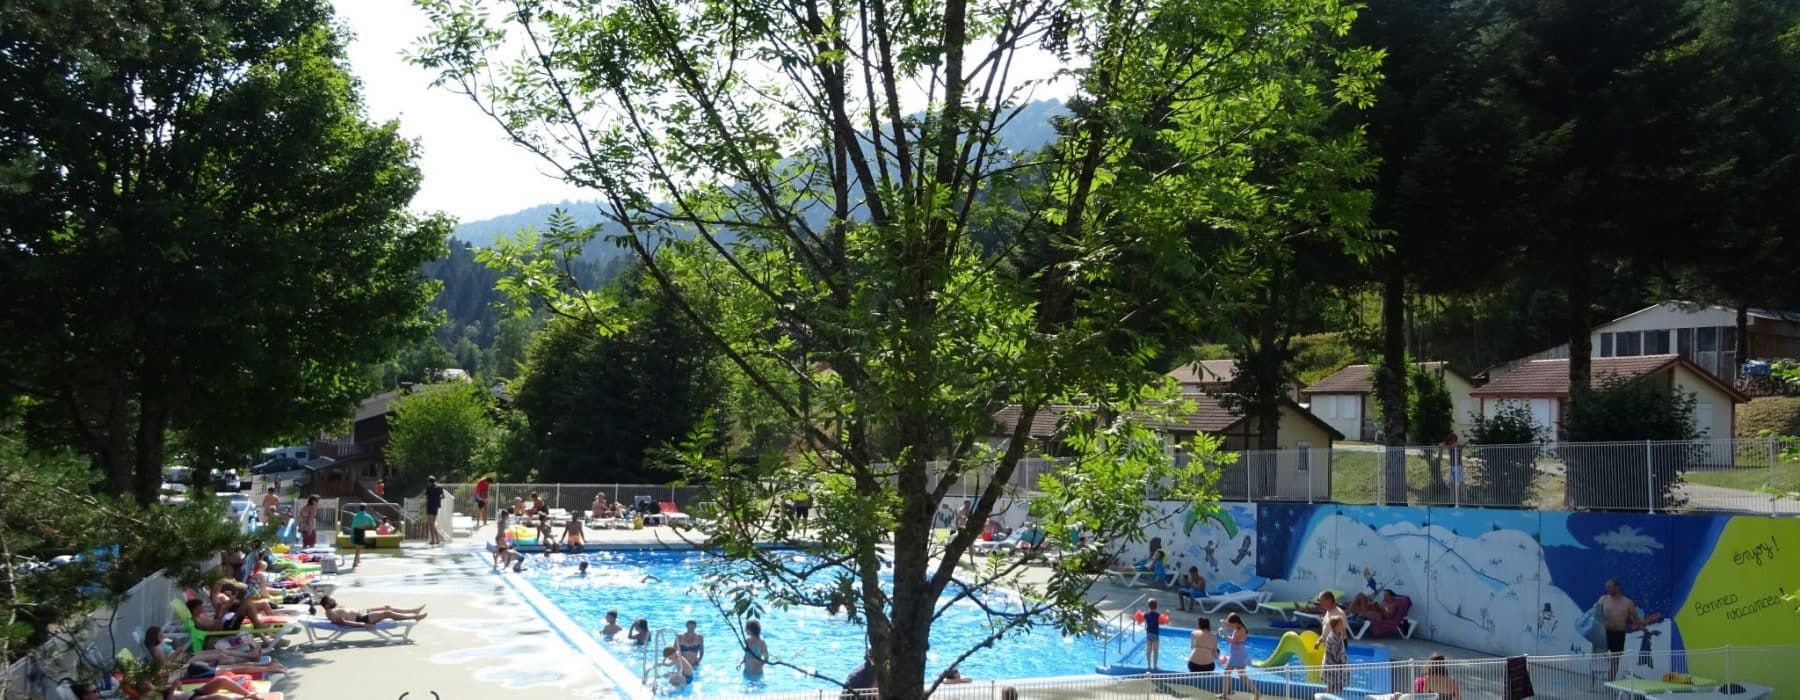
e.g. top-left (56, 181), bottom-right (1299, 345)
top-left (1468, 402), bottom-right (1546, 506)
top-left (1737, 397), bottom-right (1800, 438)
top-left (1563, 378), bottom-right (1700, 510)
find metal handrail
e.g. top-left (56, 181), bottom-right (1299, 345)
top-left (641, 627), bottom-right (679, 686)
top-left (1099, 592), bottom-right (1151, 670)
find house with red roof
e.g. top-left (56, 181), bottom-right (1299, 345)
top-left (1301, 362), bottom-right (1480, 442)
top-left (1470, 355), bottom-right (1750, 448)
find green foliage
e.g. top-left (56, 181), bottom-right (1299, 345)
top-left (0, 0), bottom-right (444, 501)
top-left (385, 382), bottom-right (494, 480)
top-left (1291, 333), bottom-right (1359, 385)
top-left (1, 427), bottom-right (246, 667)
top-left (512, 268), bottom-right (721, 484)
top-left (1564, 379), bottom-right (1702, 510)
top-left (414, 0), bottom-right (1375, 693)
top-left (1738, 397), bottom-right (1800, 438)
top-left (1468, 402), bottom-right (1547, 506)
top-left (1408, 368), bottom-right (1454, 445)
top-left (476, 406), bottom-right (540, 482)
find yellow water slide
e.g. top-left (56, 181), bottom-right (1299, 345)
top-left (1251, 630), bottom-right (1324, 684)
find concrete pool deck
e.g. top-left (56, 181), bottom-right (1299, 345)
top-left (268, 523), bottom-right (1606, 699)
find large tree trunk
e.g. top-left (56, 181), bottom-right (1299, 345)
top-left (133, 395), bottom-right (171, 505)
top-left (1379, 259), bottom-right (1408, 505)
top-left (1566, 256), bottom-right (1593, 409)
top-left (1735, 300), bottom-right (1750, 368)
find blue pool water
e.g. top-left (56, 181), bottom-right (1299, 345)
top-left (520, 549), bottom-right (1388, 696)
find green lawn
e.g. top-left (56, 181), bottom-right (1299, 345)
top-left (1684, 461), bottom-right (1800, 495)
top-left (1330, 449), bottom-right (1565, 509)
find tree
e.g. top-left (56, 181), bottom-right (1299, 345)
top-left (1, 423), bottom-right (244, 674)
top-left (1471, 0), bottom-right (1713, 392)
top-left (0, 0), bottom-right (445, 502)
top-left (513, 270), bottom-right (721, 484)
top-left (1467, 402), bottom-right (1546, 507)
top-left (1563, 378), bottom-right (1701, 510)
top-left (385, 382), bottom-right (494, 481)
top-left (1352, 0), bottom-right (1524, 506)
top-left (1671, 0), bottom-right (1800, 347)
top-left (416, 0), bottom-right (1375, 695)
top-left (1402, 365), bottom-right (1458, 498)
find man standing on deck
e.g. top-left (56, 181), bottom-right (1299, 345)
top-left (424, 475), bottom-right (447, 545)
top-left (474, 475), bottom-right (492, 526)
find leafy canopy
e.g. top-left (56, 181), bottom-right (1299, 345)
top-left (413, 0), bottom-right (1378, 695)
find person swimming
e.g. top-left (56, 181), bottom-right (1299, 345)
top-left (741, 619), bottom-right (768, 676)
top-left (629, 618), bottom-right (651, 646)
top-left (600, 610), bottom-right (622, 640)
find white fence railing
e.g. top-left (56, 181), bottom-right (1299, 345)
top-left (752, 644), bottom-right (1796, 700)
top-left (2, 571), bottom-right (178, 699)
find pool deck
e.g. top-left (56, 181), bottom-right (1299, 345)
top-left (269, 523), bottom-right (1607, 699)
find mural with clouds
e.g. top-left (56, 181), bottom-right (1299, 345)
top-left (1254, 504), bottom-right (1798, 690)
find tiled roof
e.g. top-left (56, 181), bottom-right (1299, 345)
top-left (1305, 361), bottom-right (1460, 395)
top-left (1169, 360), bottom-right (1240, 386)
top-left (993, 399), bottom-right (1251, 439)
top-left (992, 393), bottom-right (1345, 441)
top-left (1471, 355), bottom-right (1680, 396)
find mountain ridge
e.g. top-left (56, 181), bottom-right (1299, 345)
top-left (449, 98), bottom-right (1066, 248)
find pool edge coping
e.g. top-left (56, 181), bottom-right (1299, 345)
top-left (489, 546), bottom-right (657, 700)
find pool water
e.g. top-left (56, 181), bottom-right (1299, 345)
top-left (519, 549), bottom-right (1387, 696)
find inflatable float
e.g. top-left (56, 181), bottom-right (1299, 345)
top-left (1251, 630), bottom-right (1324, 684)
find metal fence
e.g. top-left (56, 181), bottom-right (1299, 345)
top-left (929, 437), bottom-right (1796, 515)
top-left (280, 436), bottom-right (1792, 546)
top-left (1329, 437), bottom-right (1799, 515)
top-left (733, 644), bottom-right (1795, 700)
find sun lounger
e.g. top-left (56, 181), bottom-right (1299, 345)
top-left (169, 599), bottom-right (290, 653)
top-left (298, 618), bottom-right (418, 646)
top-left (1295, 593), bottom-right (1415, 639)
top-left (1261, 588), bottom-right (1345, 621)
top-left (656, 501), bottom-right (692, 526)
top-left (1195, 583), bottom-right (1267, 611)
top-left (1106, 554), bottom-right (1175, 587)
top-left (972, 527), bottom-right (1045, 554)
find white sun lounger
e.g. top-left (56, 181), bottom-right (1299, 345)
top-left (1196, 589), bottom-right (1270, 613)
top-left (299, 618), bottom-right (417, 646)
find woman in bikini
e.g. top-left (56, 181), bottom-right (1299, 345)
top-left (741, 619), bottom-right (769, 676)
top-left (319, 596), bottom-right (428, 627)
top-left (145, 626), bottom-right (286, 676)
top-left (677, 619), bottom-right (706, 666)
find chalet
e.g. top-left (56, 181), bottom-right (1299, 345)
top-left (1470, 355), bottom-right (1750, 453)
top-left (1168, 360), bottom-right (1305, 400)
top-left (1301, 362), bottom-right (1479, 441)
top-left (1489, 302), bottom-right (1800, 385)
top-left (992, 394), bottom-right (1341, 500)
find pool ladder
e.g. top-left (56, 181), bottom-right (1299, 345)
top-left (640, 627), bottom-right (680, 687)
top-left (1099, 592), bottom-right (1151, 671)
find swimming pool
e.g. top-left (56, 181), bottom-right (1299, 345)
top-left (517, 549), bottom-right (1389, 696)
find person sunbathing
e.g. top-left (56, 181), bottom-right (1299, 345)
top-left (319, 595), bottom-right (428, 627)
top-left (145, 626), bottom-right (286, 676)
top-left (166, 674), bottom-right (267, 700)
top-left (1347, 590), bottom-right (1397, 621)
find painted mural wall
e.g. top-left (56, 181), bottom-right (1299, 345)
top-left (1254, 504), bottom-right (1798, 690)
top-left (987, 493), bottom-right (1794, 688)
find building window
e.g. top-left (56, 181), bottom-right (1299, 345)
top-left (1645, 330), bottom-right (1670, 355)
top-left (1618, 331), bottom-right (1642, 356)
top-left (1678, 328), bottom-right (1693, 357)
top-left (1600, 332), bottom-right (1615, 357)
top-left (1698, 326), bottom-right (1717, 352)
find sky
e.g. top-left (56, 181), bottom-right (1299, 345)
top-left (333, 1), bottom-right (1073, 225)
top-left (333, 1), bottom-right (596, 222)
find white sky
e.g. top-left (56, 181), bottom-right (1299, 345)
top-left (334, 1), bottom-right (1073, 224)
top-left (334, 1), bottom-right (596, 222)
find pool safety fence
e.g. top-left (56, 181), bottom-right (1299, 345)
top-left (751, 644), bottom-right (1794, 700)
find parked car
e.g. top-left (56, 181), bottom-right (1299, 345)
top-left (162, 466), bottom-right (193, 495)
